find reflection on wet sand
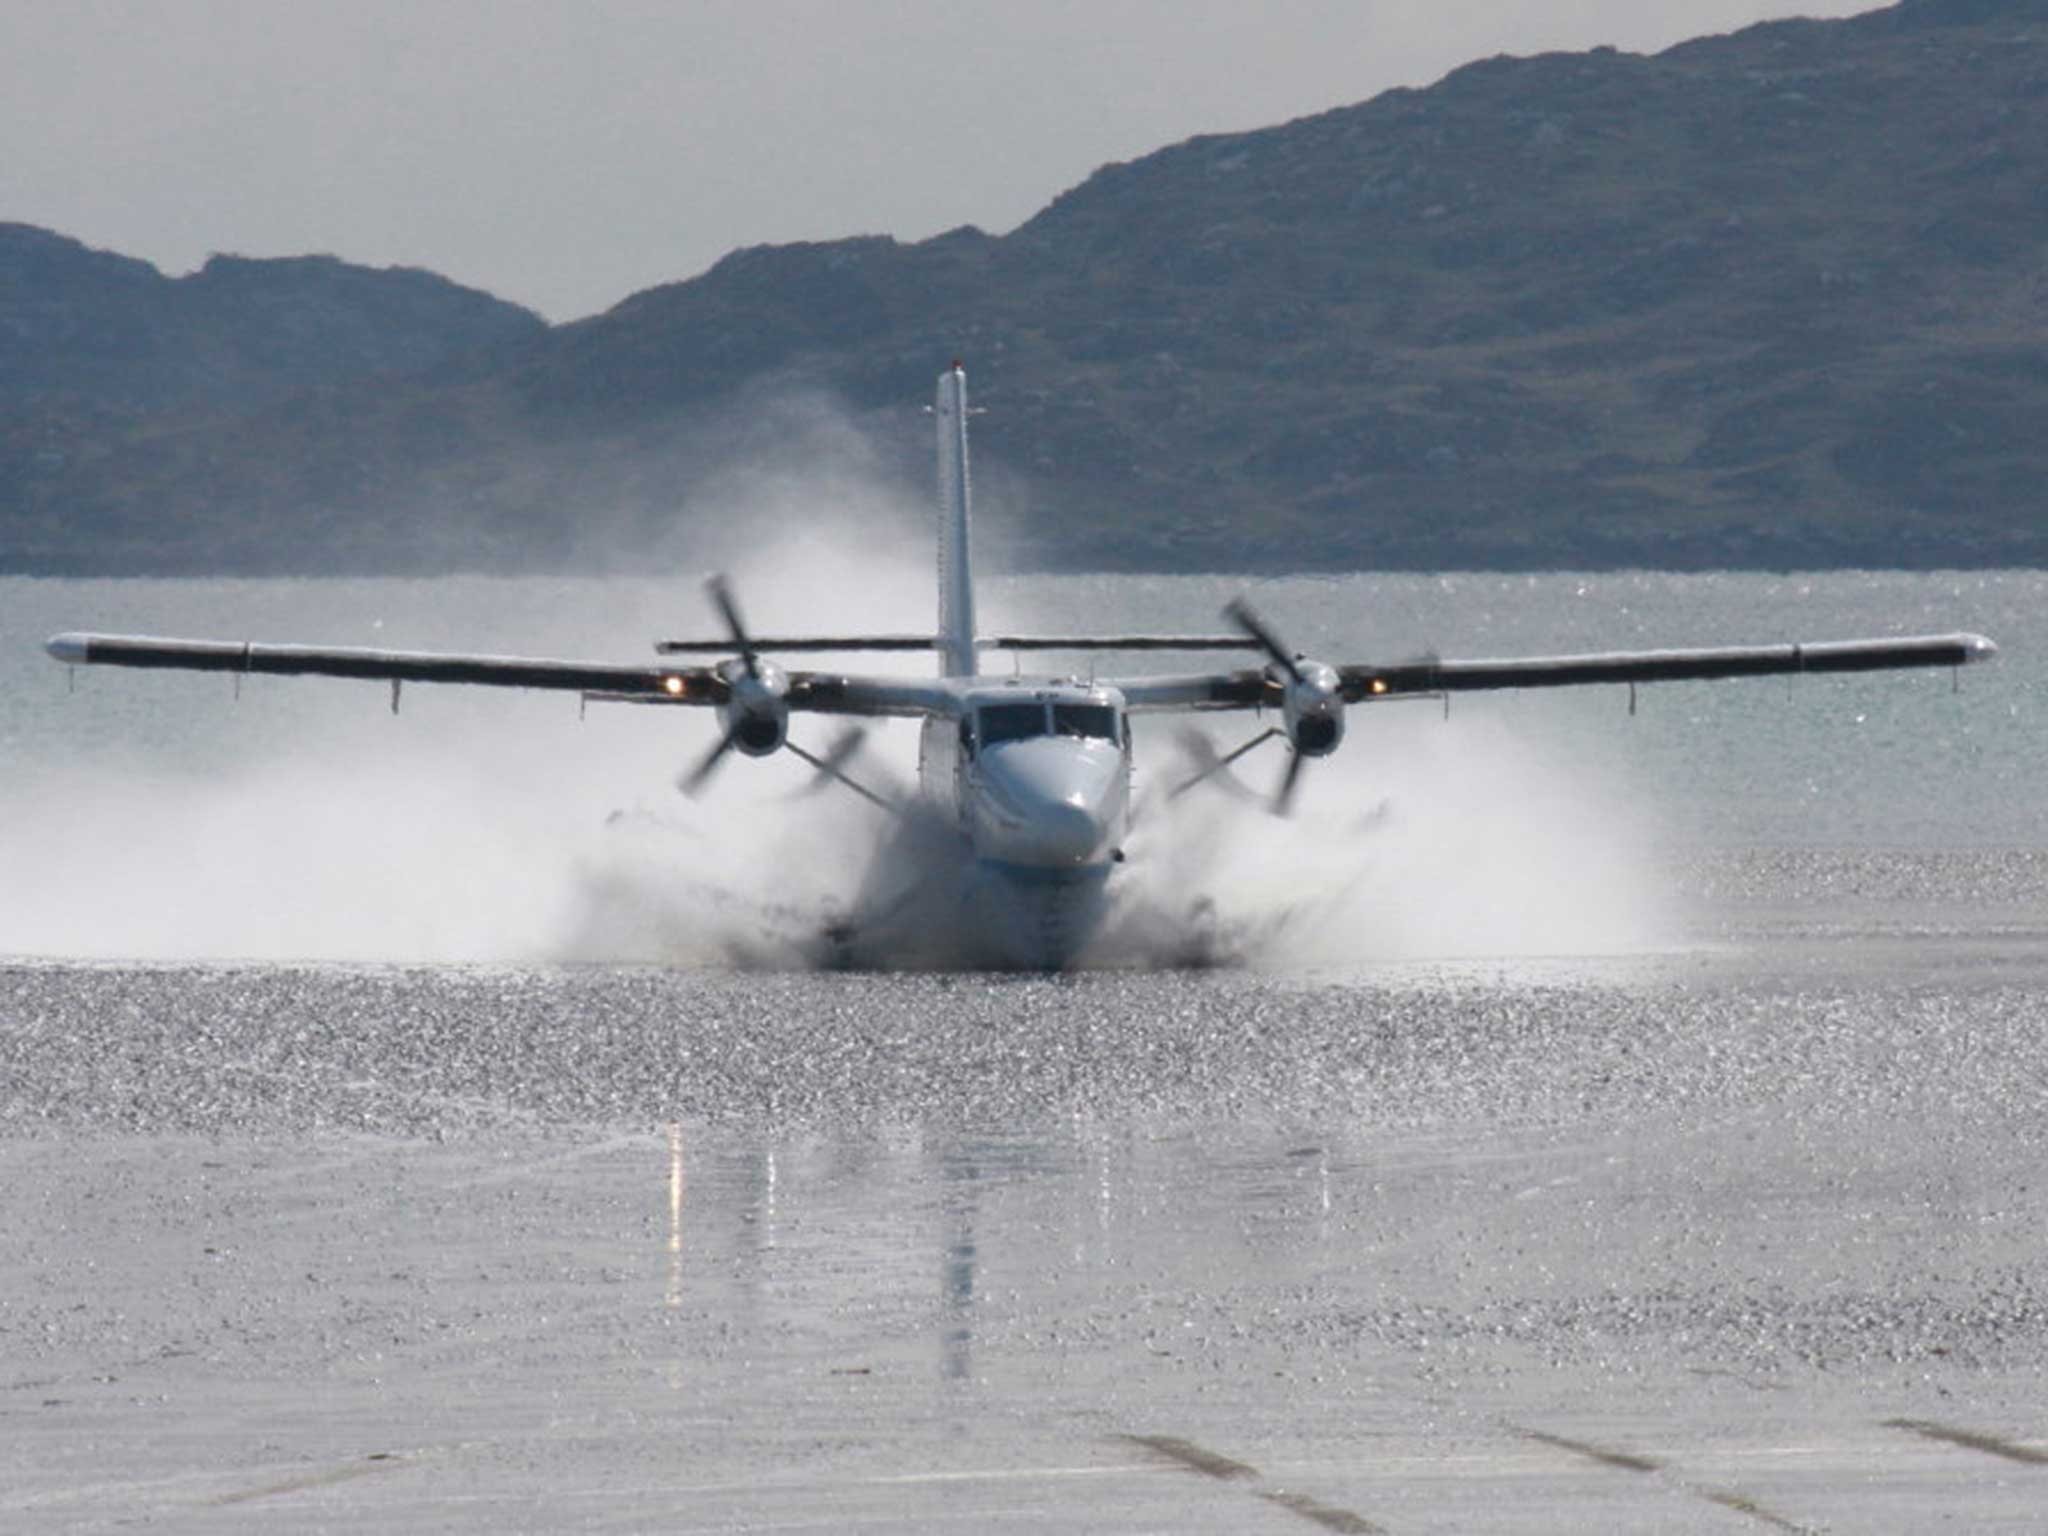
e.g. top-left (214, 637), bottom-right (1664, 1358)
top-left (665, 1121), bottom-right (684, 1309)
top-left (941, 1145), bottom-right (978, 1383)
top-left (650, 1120), bottom-right (1390, 1405)
top-left (10, 940), bottom-right (2048, 1532)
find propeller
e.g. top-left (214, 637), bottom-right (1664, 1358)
top-left (1274, 745), bottom-right (1308, 818)
top-left (678, 574), bottom-right (789, 796)
top-left (680, 722), bottom-right (745, 796)
top-left (1220, 595), bottom-right (1346, 817)
top-left (705, 573), bottom-right (760, 678)
top-left (1224, 596), bottom-right (1303, 683)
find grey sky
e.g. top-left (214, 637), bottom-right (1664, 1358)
top-left (4, 1), bottom-right (1877, 321)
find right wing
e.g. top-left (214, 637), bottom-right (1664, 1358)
top-left (44, 631), bottom-right (959, 718)
top-left (48, 632), bottom-right (726, 701)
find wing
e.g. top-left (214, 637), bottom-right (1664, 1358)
top-left (48, 631), bottom-right (726, 700)
top-left (1339, 633), bottom-right (1997, 700)
top-left (1118, 632), bottom-right (1997, 712)
top-left (44, 631), bottom-right (957, 718)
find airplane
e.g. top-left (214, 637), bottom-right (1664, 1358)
top-left (46, 364), bottom-right (1997, 968)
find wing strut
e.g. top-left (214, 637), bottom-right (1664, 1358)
top-left (1170, 727), bottom-right (1283, 802)
top-left (785, 729), bottom-right (902, 816)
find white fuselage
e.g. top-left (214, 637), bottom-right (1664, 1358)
top-left (906, 367), bottom-right (1133, 964)
top-left (909, 679), bottom-right (1133, 966)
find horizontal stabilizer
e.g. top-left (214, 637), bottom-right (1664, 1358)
top-left (655, 633), bottom-right (1258, 655)
top-left (980, 634), bottom-right (1256, 652)
top-left (656, 634), bottom-right (938, 654)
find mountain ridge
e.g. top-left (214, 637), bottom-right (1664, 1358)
top-left (7, 0), bottom-right (2048, 575)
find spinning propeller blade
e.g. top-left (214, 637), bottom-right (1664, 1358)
top-left (680, 723), bottom-right (744, 796)
top-left (1273, 746), bottom-right (1307, 819)
top-left (1224, 597), bottom-right (1303, 684)
top-left (705, 574), bottom-right (759, 678)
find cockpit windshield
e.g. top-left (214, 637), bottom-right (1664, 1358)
top-left (979, 703), bottom-right (1048, 745)
top-left (976, 700), bottom-right (1121, 747)
top-left (1052, 703), bottom-right (1118, 743)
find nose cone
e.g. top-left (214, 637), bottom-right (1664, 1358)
top-left (973, 738), bottom-right (1124, 869)
top-left (1022, 799), bottom-right (1102, 866)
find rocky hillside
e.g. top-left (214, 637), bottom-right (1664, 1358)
top-left (0, 224), bottom-right (545, 413)
top-left (0, 224), bottom-right (546, 572)
top-left (6, 0), bottom-right (2048, 574)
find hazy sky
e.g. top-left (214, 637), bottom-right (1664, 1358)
top-left (5, 1), bottom-right (1878, 321)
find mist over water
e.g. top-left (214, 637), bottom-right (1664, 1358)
top-left (1, 564), bottom-right (2039, 968)
top-left (1116, 708), bottom-right (1673, 967)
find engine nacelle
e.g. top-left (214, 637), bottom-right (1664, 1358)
top-left (715, 657), bottom-right (791, 758)
top-left (1282, 659), bottom-right (1346, 758)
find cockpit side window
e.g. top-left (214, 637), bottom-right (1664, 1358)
top-left (979, 703), bottom-right (1047, 745)
top-left (1051, 703), bottom-right (1118, 743)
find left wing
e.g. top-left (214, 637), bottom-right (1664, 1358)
top-left (1119, 632), bottom-right (1997, 712)
top-left (1338, 633), bottom-right (1998, 700)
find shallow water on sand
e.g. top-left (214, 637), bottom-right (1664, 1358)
top-left (6, 882), bottom-right (2048, 1532)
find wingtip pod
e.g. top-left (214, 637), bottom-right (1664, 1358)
top-left (1964, 632), bottom-right (1998, 663)
top-left (46, 632), bottom-right (91, 665)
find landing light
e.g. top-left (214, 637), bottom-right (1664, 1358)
top-left (663, 675), bottom-right (685, 696)
top-left (1369, 677), bottom-right (1390, 695)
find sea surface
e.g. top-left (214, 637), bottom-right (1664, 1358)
top-left (2, 570), bottom-right (2045, 1531)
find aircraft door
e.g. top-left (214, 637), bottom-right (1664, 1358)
top-left (953, 713), bottom-right (976, 816)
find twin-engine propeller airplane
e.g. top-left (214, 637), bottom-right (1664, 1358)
top-left (48, 365), bottom-right (1997, 968)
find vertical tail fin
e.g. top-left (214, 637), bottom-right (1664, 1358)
top-left (935, 363), bottom-right (977, 679)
